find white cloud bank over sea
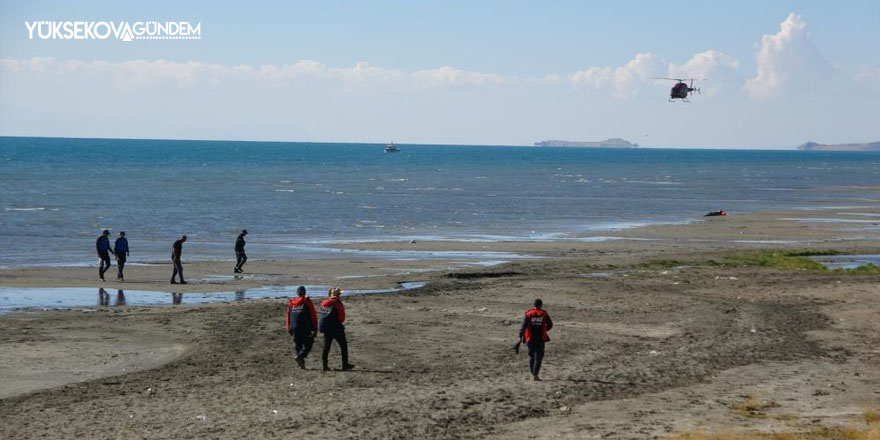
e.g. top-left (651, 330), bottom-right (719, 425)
top-left (2, 14), bottom-right (874, 100)
top-left (1, 14), bottom-right (877, 147)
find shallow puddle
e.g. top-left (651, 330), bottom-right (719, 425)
top-left (810, 255), bottom-right (880, 270)
top-left (0, 282), bottom-right (427, 315)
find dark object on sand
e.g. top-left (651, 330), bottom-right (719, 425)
top-left (512, 340), bottom-right (521, 354)
top-left (705, 210), bottom-right (727, 217)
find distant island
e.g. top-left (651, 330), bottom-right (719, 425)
top-left (534, 138), bottom-right (638, 148)
top-left (797, 141), bottom-right (880, 151)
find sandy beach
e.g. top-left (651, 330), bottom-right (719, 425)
top-left (2, 206), bottom-right (879, 439)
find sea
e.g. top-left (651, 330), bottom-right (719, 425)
top-left (2, 136), bottom-right (879, 268)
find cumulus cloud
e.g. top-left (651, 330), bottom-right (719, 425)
top-left (744, 13), bottom-right (833, 99)
top-left (667, 50), bottom-right (740, 96)
top-left (568, 51), bottom-right (741, 99)
top-left (569, 53), bottom-right (665, 98)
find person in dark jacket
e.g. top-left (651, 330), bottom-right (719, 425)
top-left (286, 286), bottom-right (318, 369)
top-left (170, 235), bottom-right (187, 284)
top-left (519, 298), bottom-right (553, 381)
top-left (318, 287), bottom-right (355, 371)
top-left (234, 229), bottom-right (248, 273)
top-left (114, 231), bottom-right (130, 281)
top-left (95, 229), bottom-right (114, 282)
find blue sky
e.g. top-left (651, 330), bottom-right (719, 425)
top-left (1, 0), bottom-right (878, 148)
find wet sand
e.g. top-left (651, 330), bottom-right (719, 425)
top-left (1, 206), bottom-right (879, 439)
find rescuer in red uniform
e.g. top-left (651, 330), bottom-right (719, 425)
top-left (318, 287), bottom-right (355, 372)
top-left (519, 298), bottom-right (553, 381)
top-left (286, 286), bottom-right (318, 369)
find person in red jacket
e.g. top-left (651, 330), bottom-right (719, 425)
top-left (318, 287), bottom-right (355, 371)
top-left (286, 286), bottom-right (318, 369)
top-left (519, 298), bottom-right (553, 381)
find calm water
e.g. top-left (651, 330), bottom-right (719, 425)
top-left (0, 282), bottom-right (427, 314)
top-left (2, 137), bottom-right (879, 267)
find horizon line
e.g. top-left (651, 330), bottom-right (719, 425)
top-left (0, 134), bottom-right (811, 151)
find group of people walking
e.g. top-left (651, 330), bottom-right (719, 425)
top-left (95, 230), bottom-right (129, 282)
top-left (284, 287), bottom-right (553, 379)
top-left (285, 286), bottom-right (355, 372)
top-left (96, 229), bottom-right (553, 380)
top-left (94, 229), bottom-right (249, 284)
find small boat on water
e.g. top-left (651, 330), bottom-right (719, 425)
top-left (384, 142), bottom-right (400, 153)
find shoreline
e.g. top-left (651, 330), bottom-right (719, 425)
top-left (4, 186), bottom-right (879, 270)
top-left (1, 206), bottom-right (878, 295)
top-left (2, 205), bottom-right (879, 272)
top-left (0, 217), bottom-right (694, 269)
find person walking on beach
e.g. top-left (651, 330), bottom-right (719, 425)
top-left (319, 287), bottom-right (355, 372)
top-left (114, 231), bottom-right (130, 281)
top-left (170, 235), bottom-right (187, 284)
top-left (286, 286), bottom-right (318, 369)
top-left (519, 298), bottom-right (553, 381)
top-left (95, 229), bottom-right (114, 282)
top-left (234, 229), bottom-right (248, 273)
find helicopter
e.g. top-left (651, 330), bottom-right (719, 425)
top-left (654, 77), bottom-right (703, 102)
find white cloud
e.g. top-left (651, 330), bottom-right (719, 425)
top-left (3, 52), bottom-right (740, 97)
top-left (258, 60), bottom-right (406, 86)
top-left (569, 53), bottom-right (665, 98)
top-left (1, 57), bottom-right (511, 91)
top-left (667, 50), bottom-right (740, 96)
top-left (744, 13), bottom-right (832, 99)
top-left (411, 66), bottom-right (509, 87)
top-left (0, 57), bottom-right (252, 87)
top-left (569, 51), bottom-right (741, 99)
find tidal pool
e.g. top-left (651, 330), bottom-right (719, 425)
top-left (809, 255), bottom-right (880, 270)
top-left (0, 282), bottom-right (427, 315)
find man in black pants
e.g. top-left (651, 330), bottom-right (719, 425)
top-left (234, 229), bottom-right (248, 273)
top-left (286, 286), bottom-right (318, 369)
top-left (95, 229), bottom-right (114, 282)
top-left (170, 235), bottom-right (187, 284)
top-left (519, 298), bottom-right (553, 381)
top-left (318, 287), bottom-right (355, 372)
top-left (114, 231), bottom-right (130, 281)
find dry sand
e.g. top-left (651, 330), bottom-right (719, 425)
top-left (1, 206), bottom-right (879, 439)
